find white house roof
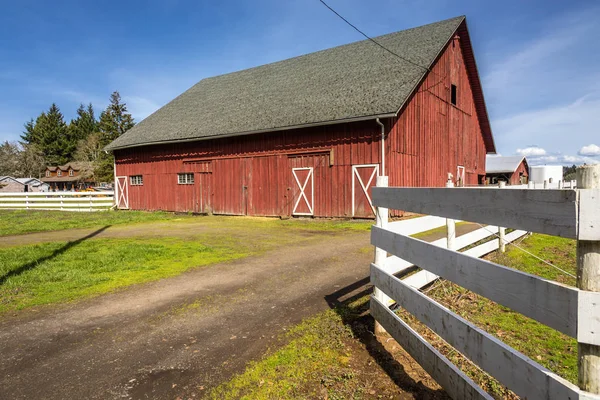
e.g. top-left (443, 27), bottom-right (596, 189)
top-left (486, 155), bottom-right (526, 174)
top-left (0, 177), bottom-right (47, 186)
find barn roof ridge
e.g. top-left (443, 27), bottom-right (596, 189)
top-left (106, 15), bottom-right (494, 152)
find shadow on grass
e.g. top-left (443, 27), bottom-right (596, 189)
top-left (325, 277), bottom-right (449, 399)
top-left (0, 225), bottom-right (111, 285)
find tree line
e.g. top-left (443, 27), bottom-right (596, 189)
top-left (0, 91), bottom-right (135, 183)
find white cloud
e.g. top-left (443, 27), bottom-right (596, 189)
top-left (579, 144), bottom-right (600, 156)
top-left (516, 146), bottom-right (546, 156)
top-left (516, 152), bottom-right (599, 166)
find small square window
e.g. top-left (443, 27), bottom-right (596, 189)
top-left (178, 173), bottom-right (194, 185)
top-left (69, 170), bottom-right (74, 176)
top-left (57, 170), bottom-right (62, 177)
top-left (130, 175), bottom-right (143, 186)
top-left (451, 84), bottom-right (457, 106)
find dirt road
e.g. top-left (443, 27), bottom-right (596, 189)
top-left (0, 230), bottom-right (377, 399)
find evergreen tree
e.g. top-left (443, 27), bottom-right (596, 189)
top-left (69, 103), bottom-right (97, 143)
top-left (21, 118), bottom-right (42, 146)
top-left (98, 91), bottom-right (135, 146)
top-left (36, 104), bottom-right (73, 166)
top-left (96, 91), bottom-right (135, 182)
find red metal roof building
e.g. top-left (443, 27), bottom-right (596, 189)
top-left (107, 16), bottom-right (495, 218)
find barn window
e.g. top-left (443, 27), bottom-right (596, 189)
top-left (451, 84), bottom-right (457, 106)
top-left (57, 170), bottom-right (62, 177)
top-left (178, 173), bottom-right (194, 185)
top-left (130, 175), bottom-right (143, 186)
top-left (46, 171), bottom-right (50, 177)
top-left (69, 169), bottom-right (74, 177)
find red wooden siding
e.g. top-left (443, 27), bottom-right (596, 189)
top-left (510, 160), bottom-right (529, 185)
top-left (114, 32), bottom-right (489, 218)
top-left (388, 33), bottom-right (486, 189)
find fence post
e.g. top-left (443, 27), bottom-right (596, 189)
top-left (577, 164), bottom-right (600, 394)
top-left (528, 180), bottom-right (533, 189)
top-left (374, 175), bottom-right (390, 335)
top-left (543, 180), bottom-right (548, 189)
top-left (498, 181), bottom-right (506, 252)
top-left (446, 180), bottom-right (455, 251)
top-left (25, 193), bottom-right (29, 210)
top-left (60, 194), bottom-right (63, 211)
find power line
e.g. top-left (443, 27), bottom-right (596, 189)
top-left (317, 0), bottom-right (431, 73)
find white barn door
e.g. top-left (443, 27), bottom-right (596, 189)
top-left (115, 176), bottom-right (129, 209)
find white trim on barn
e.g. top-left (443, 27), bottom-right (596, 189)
top-left (292, 167), bottom-right (314, 216)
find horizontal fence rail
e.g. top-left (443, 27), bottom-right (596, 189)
top-left (372, 263), bottom-right (579, 400)
top-left (372, 225), bottom-right (579, 337)
top-left (372, 187), bottom-right (600, 240)
top-left (0, 191), bottom-right (114, 212)
top-left (370, 180), bottom-right (600, 400)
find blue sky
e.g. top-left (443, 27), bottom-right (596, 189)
top-left (1, 0), bottom-right (599, 165)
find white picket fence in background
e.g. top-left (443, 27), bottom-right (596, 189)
top-left (370, 186), bottom-right (600, 400)
top-left (0, 192), bottom-right (115, 212)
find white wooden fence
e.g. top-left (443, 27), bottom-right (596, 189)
top-left (370, 183), bottom-right (600, 399)
top-left (0, 191), bottom-right (115, 212)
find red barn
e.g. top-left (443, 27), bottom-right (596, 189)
top-left (485, 155), bottom-right (530, 185)
top-left (106, 16), bottom-right (496, 218)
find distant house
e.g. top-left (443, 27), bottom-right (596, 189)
top-left (0, 176), bottom-right (50, 192)
top-left (485, 155), bottom-right (529, 185)
top-left (41, 162), bottom-right (95, 191)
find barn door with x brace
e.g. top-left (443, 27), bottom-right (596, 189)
top-left (292, 167), bottom-right (314, 216)
top-left (115, 176), bottom-right (129, 209)
top-left (352, 164), bottom-right (379, 217)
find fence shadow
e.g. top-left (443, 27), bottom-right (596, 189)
top-left (324, 277), bottom-right (449, 399)
top-left (0, 225), bottom-right (111, 285)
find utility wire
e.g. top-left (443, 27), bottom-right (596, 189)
top-left (475, 223), bottom-right (577, 280)
top-left (317, 0), bottom-right (431, 73)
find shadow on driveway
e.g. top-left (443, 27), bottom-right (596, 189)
top-left (325, 276), bottom-right (449, 399)
top-left (0, 225), bottom-right (111, 285)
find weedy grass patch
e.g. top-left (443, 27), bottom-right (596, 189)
top-left (0, 235), bottom-right (250, 313)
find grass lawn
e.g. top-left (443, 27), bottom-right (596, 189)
top-left (396, 233), bottom-right (578, 398)
top-left (208, 295), bottom-right (414, 400)
top-left (0, 235), bottom-right (250, 313)
top-left (0, 213), bottom-right (372, 313)
top-left (0, 209), bottom-right (193, 236)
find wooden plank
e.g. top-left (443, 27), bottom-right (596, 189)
top-left (0, 203), bottom-right (112, 208)
top-left (370, 297), bottom-right (493, 400)
top-left (372, 187), bottom-right (578, 239)
top-left (387, 216), bottom-right (447, 236)
top-left (0, 197), bottom-right (112, 203)
top-left (0, 191), bottom-right (114, 197)
top-left (578, 291), bottom-right (600, 346)
top-left (383, 225), bottom-right (497, 275)
top-left (372, 264), bottom-right (580, 400)
top-left (578, 189), bottom-right (600, 240)
top-left (371, 226), bottom-right (578, 337)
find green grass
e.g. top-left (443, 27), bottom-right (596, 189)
top-left (0, 210), bottom-right (373, 237)
top-left (208, 297), bottom-right (372, 400)
top-left (0, 235), bottom-right (250, 313)
top-left (407, 233), bottom-right (578, 396)
top-left (0, 209), bottom-right (192, 236)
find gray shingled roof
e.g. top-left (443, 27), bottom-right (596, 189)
top-left (106, 16), bottom-right (466, 151)
top-left (486, 155), bottom-right (526, 174)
